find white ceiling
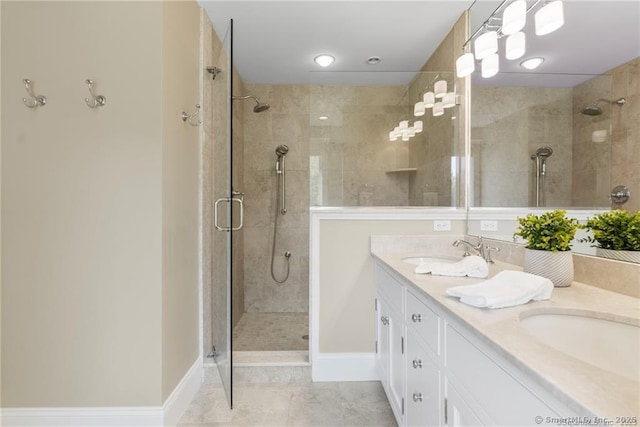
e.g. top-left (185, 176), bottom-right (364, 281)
top-left (198, 0), bottom-right (640, 87)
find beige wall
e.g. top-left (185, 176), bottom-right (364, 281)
top-left (1, 0), bottom-right (200, 408)
top-left (318, 219), bottom-right (466, 353)
top-left (161, 0), bottom-right (201, 402)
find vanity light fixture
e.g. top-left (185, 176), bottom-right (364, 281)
top-left (456, 53), bottom-right (475, 78)
top-left (314, 54), bottom-right (335, 67)
top-left (434, 80), bottom-right (447, 99)
top-left (520, 57), bottom-right (545, 70)
top-left (535, 1), bottom-right (564, 36)
top-left (442, 92), bottom-right (456, 109)
top-left (474, 31), bottom-right (498, 60)
top-left (482, 53), bottom-right (500, 78)
top-left (505, 31), bottom-right (526, 60)
top-left (423, 91), bottom-right (436, 108)
top-left (502, 0), bottom-right (527, 35)
top-left (432, 102), bottom-right (444, 117)
top-left (456, 0), bottom-right (565, 79)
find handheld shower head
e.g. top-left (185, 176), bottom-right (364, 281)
top-left (275, 145), bottom-right (289, 157)
top-left (535, 146), bottom-right (553, 158)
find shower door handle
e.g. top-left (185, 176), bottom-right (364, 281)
top-left (214, 197), bottom-right (244, 231)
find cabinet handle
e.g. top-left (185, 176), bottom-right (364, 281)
top-left (412, 393), bottom-right (423, 402)
top-left (381, 316), bottom-right (389, 325)
top-left (411, 313), bottom-right (422, 323)
top-left (412, 359), bottom-right (422, 369)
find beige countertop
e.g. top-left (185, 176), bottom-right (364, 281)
top-left (371, 249), bottom-right (640, 420)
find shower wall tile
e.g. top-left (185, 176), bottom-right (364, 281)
top-left (243, 84), bottom-right (310, 313)
top-left (471, 86), bottom-right (573, 207)
top-left (610, 57), bottom-right (639, 212)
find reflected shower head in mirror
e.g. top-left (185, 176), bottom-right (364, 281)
top-left (535, 146), bottom-right (553, 158)
top-left (275, 144), bottom-right (289, 157)
top-left (231, 94), bottom-right (270, 113)
top-left (581, 98), bottom-right (626, 116)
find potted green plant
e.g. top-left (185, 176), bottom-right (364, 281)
top-left (582, 210), bottom-right (640, 264)
top-left (514, 210), bottom-right (581, 287)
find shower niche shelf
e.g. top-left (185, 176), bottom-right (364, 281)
top-left (385, 168), bottom-right (417, 174)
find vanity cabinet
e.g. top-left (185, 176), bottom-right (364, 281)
top-left (374, 261), bottom-right (571, 427)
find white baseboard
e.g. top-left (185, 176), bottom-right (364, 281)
top-left (0, 407), bottom-right (164, 427)
top-left (163, 358), bottom-right (203, 426)
top-left (312, 353), bottom-right (379, 382)
top-left (1, 358), bottom-right (203, 427)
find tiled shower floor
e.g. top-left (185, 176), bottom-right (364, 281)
top-left (232, 312), bottom-right (309, 351)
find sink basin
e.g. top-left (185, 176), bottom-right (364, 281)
top-left (520, 310), bottom-right (640, 381)
top-left (402, 255), bottom-right (461, 266)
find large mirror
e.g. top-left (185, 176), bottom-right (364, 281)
top-left (467, 0), bottom-right (639, 257)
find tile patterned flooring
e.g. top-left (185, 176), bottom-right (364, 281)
top-left (233, 312), bottom-right (309, 351)
top-left (178, 381), bottom-right (397, 427)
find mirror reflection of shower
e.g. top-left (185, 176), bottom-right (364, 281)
top-left (231, 94), bottom-right (270, 113)
top-left (271, 144), bottom-right (291, 283)
top-left (530, 146), bottom-right (553, 207)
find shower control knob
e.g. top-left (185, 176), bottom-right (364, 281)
top-left (609, 185), bottom-right (630, 205)
top-left (411, 314), bottom-right (422, 323)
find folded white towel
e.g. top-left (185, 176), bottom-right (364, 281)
top-left (414, 255), bottom-right (489, 279)
top-left (446, 270), bottom-right (553, 309)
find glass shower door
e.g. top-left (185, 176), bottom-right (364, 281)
top-left (210, 19), bottom-right (235, 408)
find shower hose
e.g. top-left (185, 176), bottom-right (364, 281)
top-left (270, 170), bottom-right (291, 283)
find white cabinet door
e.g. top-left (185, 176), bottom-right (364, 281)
top-left (376, 296), bottom-right (389, 390)
top-left (406, 332), bottom-right (441, 427)
top-left (446, 382), bottom-right (484, 427)
top-left (389, 306), bottom-right (405, 420)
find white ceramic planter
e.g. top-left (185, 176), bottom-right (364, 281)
top-left (523, 249), bottom-right (574, 287)
top-left (596, 248), bottom-right (640, 264)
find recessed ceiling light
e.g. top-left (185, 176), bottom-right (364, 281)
top-left (520, 57), bottom-right (545, 70)
top-left (314, 54), bottom-right (335, 67)
top-left (318, 115), bottom-right (329, 121)
top-left (367, 56), bottom-right (381, 65)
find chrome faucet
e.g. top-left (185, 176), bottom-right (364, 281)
top-left (453, 236), bottom-right (485, 259)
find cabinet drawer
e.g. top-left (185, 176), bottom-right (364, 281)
top-left (446, 323), bottom-right (558, 426)
top-left (376, 264), bottom-right (403, 313)
top-left (407, 330), bottom-right (441, 427)
top-left (406, 290), bottom-right (440, 357)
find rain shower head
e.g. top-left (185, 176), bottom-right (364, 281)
top-left (232, 94), bottom-right (270, 113)
top-left (581, 97), bottom-right (626, 116)
top-left (275, 144), bottom-right (289, 157)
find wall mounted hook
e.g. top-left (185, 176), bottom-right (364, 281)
top-left (22, 79), bottom-right (47, 109)
top-left (84, 79), bottom-right (107, 109)
top-left (181, 104), bottom-right (201, 126)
